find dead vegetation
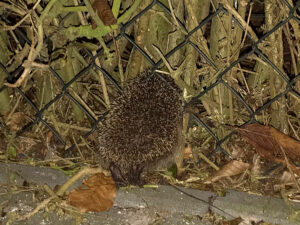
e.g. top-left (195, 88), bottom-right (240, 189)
top-left (0, 0), bottom-right (300, 221)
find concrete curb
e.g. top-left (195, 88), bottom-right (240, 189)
top-left (0, 162), bottom-right (299, 225)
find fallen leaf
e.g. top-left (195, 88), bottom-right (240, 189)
top-left (220, 217), bottom-right (244, 225)
top-left (69, 173), bottom-right (116, 213)
top-left (279, 171), bottom-right (295, 184)
top-left (210, 160), bottom-right (250, 183)
top-left (91, 0), bottom-right (117, 28)
top-left (6, 112), bottom-right (27, 131)
top-left (237, 123), bottom-right (300, 162)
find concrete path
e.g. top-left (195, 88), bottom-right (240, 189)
top-left (0, 162), bottom-right (299, 225)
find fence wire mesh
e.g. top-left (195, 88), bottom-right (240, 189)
top-left (0, 0), bottom-right (300, 164)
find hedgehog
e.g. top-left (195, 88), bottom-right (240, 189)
top-left (96, 70), bottom-right (184, 186)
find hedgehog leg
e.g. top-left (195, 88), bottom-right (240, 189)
top-left (109, 162), bottom-right (128, 187)
top-left (109, 163), bottom-right (145, 186)
top-left (127, 165), bottom-right (145, 186)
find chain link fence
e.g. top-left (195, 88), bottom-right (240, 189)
top-left (0, 0), bottom-right (300, 163)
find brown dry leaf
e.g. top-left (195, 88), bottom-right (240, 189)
top-left (220, 217), bottom-right (243, 225)
top-left (230, 144), bottom-right (245, 159)
top-left (69, 173), bottom-right (116, 213)
top-left (279, 171), bottom-right (295, 184)
top-left (211, 160), bottom-right (250, 182)
top-left (274, 171), bottom-right (299, 192)
top-left (46, 131), bottom-right (53, 146)
top-left (91, 0), bottom-right (117, 28)
top-left (237, 123), bottom-right (300, 162)
top-left (6, 112), bottom-right (27, 131)
top-left (18, 136), bottom-right (38, 152)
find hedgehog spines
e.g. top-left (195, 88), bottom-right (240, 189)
top-left (97, 70), bottom-right (183, 185)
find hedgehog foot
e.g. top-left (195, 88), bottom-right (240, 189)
top-left (109, 163), bottom-right (145, 187)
